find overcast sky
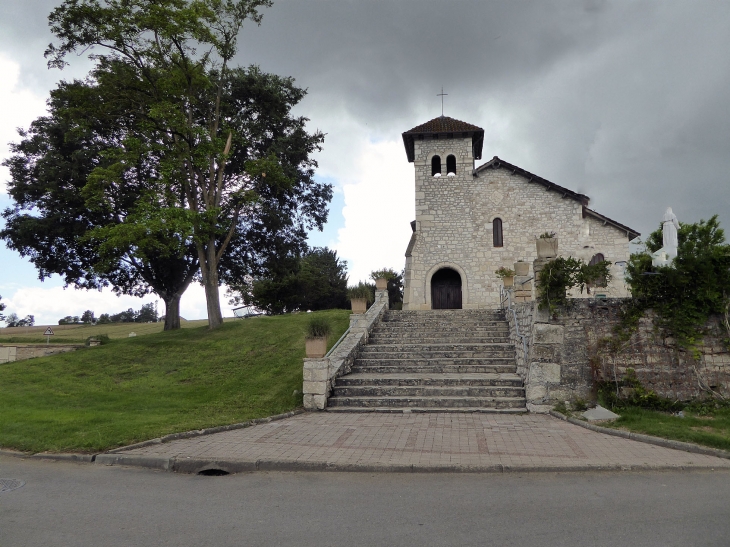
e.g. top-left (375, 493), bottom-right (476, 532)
top-left (2, 0), bottom-right (729, 325)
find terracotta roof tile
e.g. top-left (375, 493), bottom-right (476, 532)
top-left (402, 116), bottom-right (485, 162)
top-left (404, 116), bottom-right (484, 134)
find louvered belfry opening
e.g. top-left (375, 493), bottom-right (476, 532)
top-left (446, 154), bottom-right (456, 175)
top-left (431, 155), bottom-right (441, 176)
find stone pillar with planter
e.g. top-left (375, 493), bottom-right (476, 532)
top-left (303, 289), bottom-right (390, 410)
top-left (305, 317), bottom-right (331, 359)
top-left (513, 261), bottom-right (532, 302)
top-left (536, 233), bottom-right (558, 260)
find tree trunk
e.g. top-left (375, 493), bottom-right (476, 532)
top-left (163, 293), bottom-right (182, 331)
top-left (200, 241), bottom-right (224, 329)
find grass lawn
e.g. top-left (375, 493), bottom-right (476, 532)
top-left (602, 406), bottom-right (730, 451)
top-left (0, 309), bottom-right (350, 454)
top-left (0, 318), bottom-right (220, 344)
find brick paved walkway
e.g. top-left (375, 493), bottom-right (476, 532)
top-left (119, 413), bottom-right (730, 471)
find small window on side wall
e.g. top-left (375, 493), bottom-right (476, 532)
top-left (493, 218), bottom-right (503, 247)
top-left (431, 156), bottom-right (441, 177)
top-left (446, 154), bottom-right (456, 176)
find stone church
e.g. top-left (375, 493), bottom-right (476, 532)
top-left (401, 116), bottom-right (640, 310)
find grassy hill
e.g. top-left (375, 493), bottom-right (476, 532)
top-left (0, 309), bottom-right (350, 453)
top-left (0, 318), bottom-right (219, 344)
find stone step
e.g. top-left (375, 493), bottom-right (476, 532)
top-left (361, 342), bottom-right (512, 351)
top-left (327, 395), bottom-right (527, 409)
top-left (358, 354), bottom-right (515, 362)
top-left (369, 331), bottom-right (510, 339)
top-left (379, 320), bottom-right (509, 327)
top-left (351, 363), bottom-right (517, 374)
top-left (372, 325), bottom-right (509, 332)
top-left (332, 385), bottom-right (525, 398)
top-left (326, 406), bottom-right (527, 414)
top-left (336, 372), bottom-right (523, 387)
top-left (355, 356), bottom-right (515, 365)
top-left (367, 338), bottom-right (511, 346)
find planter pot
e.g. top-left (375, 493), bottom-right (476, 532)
top-left (305, 337), bottom-right (328, 358)
top-left (375, 277), bottom-right (388, 291)
top-left (351, 298), bottom-right (368, 314)
top-left (536, 237), bottom-right (558, 259)
top-left (502, 276), bottom-right (514, 288)
top-left (514, 262), bottom-right (529, 276)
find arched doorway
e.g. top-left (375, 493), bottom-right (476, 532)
top-left (431, 268), bottom-right (462, 309)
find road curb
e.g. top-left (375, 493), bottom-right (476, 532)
top-left (31, 453), bottom-right (97, 463)
top-left (549, 410), bottom-right (730, 460)
top-left (91, 456), bottom-right (722, 475)
top-left (0, 449), bottom-right (31, 458)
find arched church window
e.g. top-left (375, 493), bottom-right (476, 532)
top-left (493, 218), bottom-right (503, 247)
top-left (446, 155), bottom-right (456, 176)
top-left (431, 156), bottom-right (441, 177)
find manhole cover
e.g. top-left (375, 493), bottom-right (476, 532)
top-left (0, 479), bottom-right (26, 493)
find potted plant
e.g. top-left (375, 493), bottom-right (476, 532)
top-left (375, 277), bottom-right (388, 291)
top-left (514, 260), bottom-right (529, 276)
top-left (348, 282), bottom-right (374, 314)
top-left (495, 266), bottom-right (516, 287)
top-left (536, 231), bottom-right (558, 258)
top-left (305, 317), bottom-right (331, 358)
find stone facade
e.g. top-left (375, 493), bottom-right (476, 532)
top-left (505, 299), bottom-right (730, 412)
top-left (402, 118), bottom-right (637, 310)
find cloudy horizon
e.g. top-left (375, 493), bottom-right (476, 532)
top-left (2, 0), bottom-right (729, 325)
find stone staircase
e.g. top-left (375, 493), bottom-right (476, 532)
top-left (327, 309), bottom-right (527, 413)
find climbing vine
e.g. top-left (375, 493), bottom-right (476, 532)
top-left (536, 257), bottom-right (612, 313)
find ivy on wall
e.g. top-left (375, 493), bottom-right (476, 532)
top-left (536, 257), bottom-right (612, 313)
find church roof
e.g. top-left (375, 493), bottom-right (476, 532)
top-left (402, 116), bottom-right (484, 162)
top-left (475, 156), bottom-right (640, 241)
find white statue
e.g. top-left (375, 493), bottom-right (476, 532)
top-left (652, 207), bottom-right (679, 267)
top-left (662, 207), bottom-right (679, 259)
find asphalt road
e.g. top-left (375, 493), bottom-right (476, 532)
top-left (1, 455), bottom-right (729, 547)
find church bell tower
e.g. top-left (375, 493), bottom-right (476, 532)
top-left (401, 116), bottom-right (485, 310)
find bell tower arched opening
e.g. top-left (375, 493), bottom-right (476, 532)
top-left (430, 268), bottom-right (462, 309)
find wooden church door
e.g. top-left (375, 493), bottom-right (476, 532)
top-left (431, 268), bottom-right (462, 309)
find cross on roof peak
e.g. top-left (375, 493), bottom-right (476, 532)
top-left (437, 87), bottom-right (448, 116)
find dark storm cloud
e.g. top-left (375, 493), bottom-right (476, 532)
top-left (3, 0), bottom-right (729, 240)
top-left (231, 0), bottom-right (730, 238)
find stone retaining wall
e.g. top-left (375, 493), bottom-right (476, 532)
top-left (0, 344), bottom-right (83, 363)
top-left (303, 290), bottom-right (389, 410)
top-left (506, 299), bottom-right (730, 412)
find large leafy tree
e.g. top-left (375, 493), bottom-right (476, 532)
top-left (37, 0), bottom-right (330, 329)
top-left (2, 80), bottom-right (200, 330)
top-left (232, 247), bottom-right (349, 314)
top-left (3, 0), bottom-right (330, 329)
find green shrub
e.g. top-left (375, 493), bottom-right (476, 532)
top-left (306, 316), bottom-right (331, 339)
top-left (347, 282), bottom-right (374, 304)
top-left (623, 215), bottom-right (730, 353)
top-left (494, 267), bottom-right (515, 279)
